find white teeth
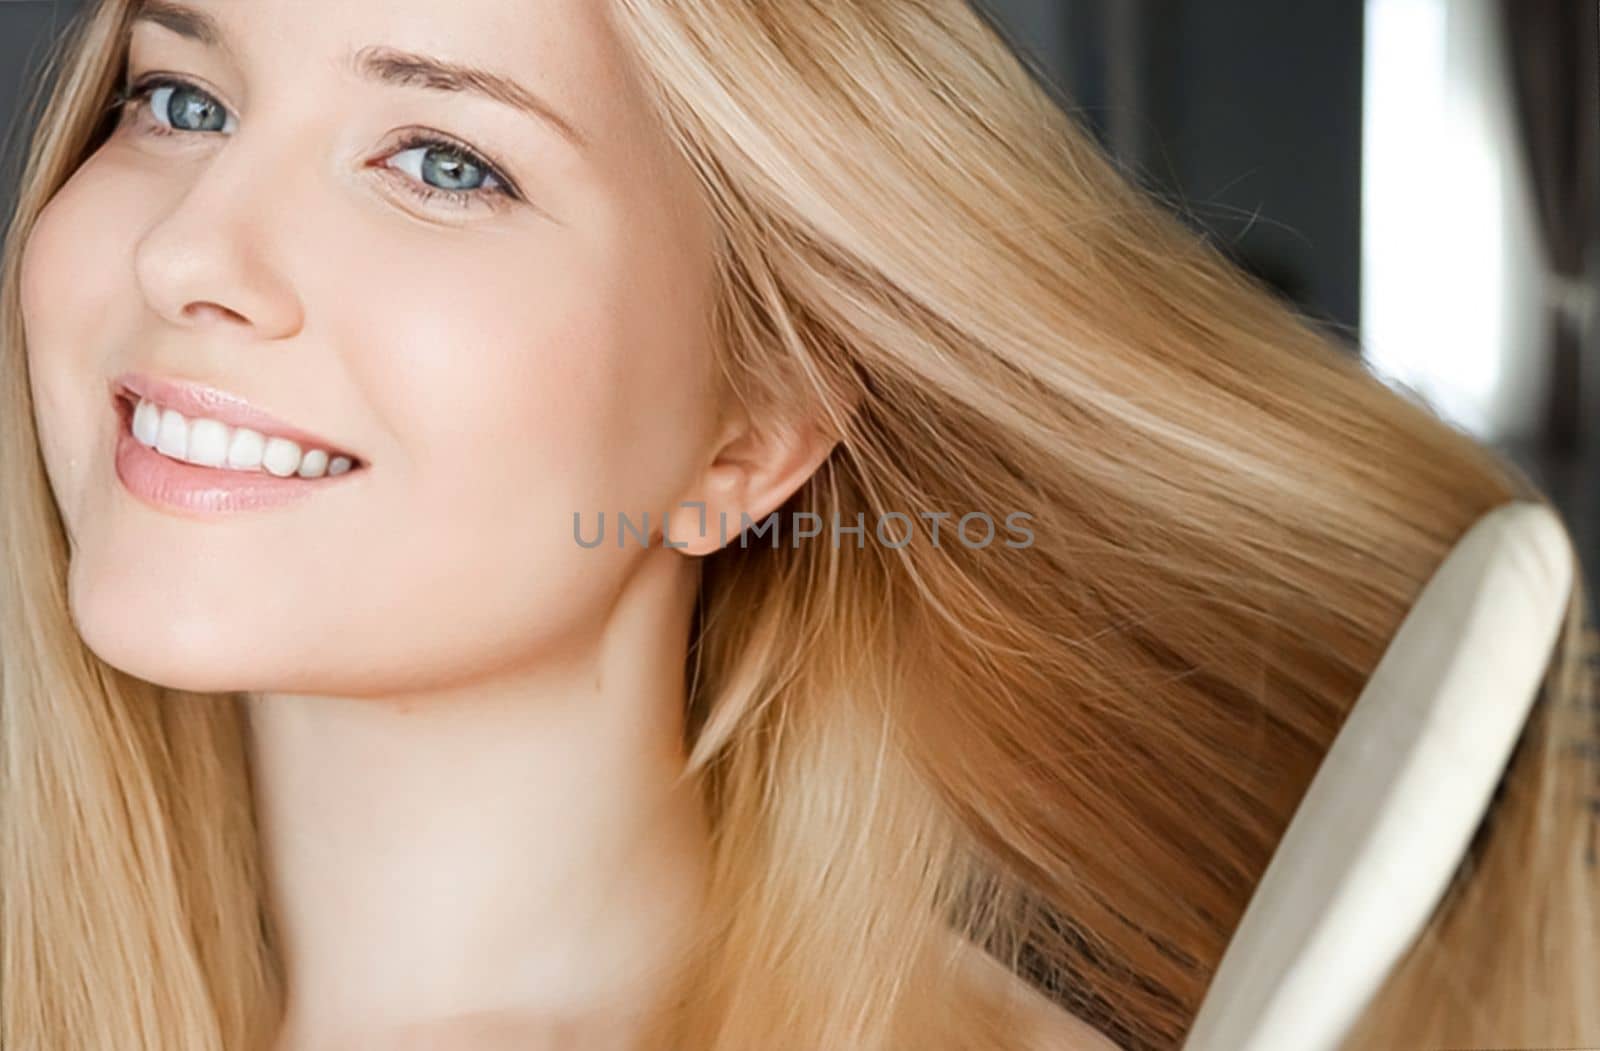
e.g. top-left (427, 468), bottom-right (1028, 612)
top-left (132, 399), bottom-right (162, 446)
top-left (297, 448), bottom-right (329, 478)
top-left (155, 409), bottom-right (188, 459)
top-left (187, 418), bottom-right (229, 467)
top-left (261, 437), bottom-right (303, 478)
top-left (127, 396), bottom-right (352, 478)
top-left (226, 427), bottom-right (265, 470)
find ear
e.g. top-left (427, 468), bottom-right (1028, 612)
top-left (667, 406), bottom-right (841, 557)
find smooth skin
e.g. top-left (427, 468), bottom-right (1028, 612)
top-left (19, 0), bottom-right (1117, 1047)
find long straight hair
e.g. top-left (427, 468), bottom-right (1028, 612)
top-left (3, 1), bottom-right (1596, 1048)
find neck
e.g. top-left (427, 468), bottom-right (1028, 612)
top-left (244, 555), bottom-right (711, 1050)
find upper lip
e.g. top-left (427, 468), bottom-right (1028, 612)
top-left (111, 371), bottom-right (363, 463)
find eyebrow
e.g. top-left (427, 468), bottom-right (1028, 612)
top-left (129, 0), bottom-right (590, 153)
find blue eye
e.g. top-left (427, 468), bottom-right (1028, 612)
top-left (123, 77), bottom-right (237, 134)
top-left (113, 74), bottom-right (525, 214)
top-left (384, 141), bottom-right (505, 195)
top-left (151, 82), bottom-right (231, 132)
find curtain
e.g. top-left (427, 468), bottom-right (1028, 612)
top-left (1498, 0), bottom-right (1600, 453)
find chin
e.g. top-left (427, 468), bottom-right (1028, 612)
top-left (65, 583), bottom-right (260, 695)
top-left (77, 629), bottom-right (255, 695)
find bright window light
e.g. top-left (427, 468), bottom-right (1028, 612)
top-left (1362, 0), bottom-right (1532, 440)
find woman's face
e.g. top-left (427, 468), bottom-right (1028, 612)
top-left (19, 0), bottom-right (723, 695)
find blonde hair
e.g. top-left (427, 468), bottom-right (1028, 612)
top-left (3, 1), bottom-right (1596, 1048)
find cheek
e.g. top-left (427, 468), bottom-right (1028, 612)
top-left (341, 232), bottom-right (715, 525)
top-left (253, 258), bottom-right (710, 695)
top-left (18, 158), bottom-right (146, 510)
top-left (20, 153), bottom-right (147, 367)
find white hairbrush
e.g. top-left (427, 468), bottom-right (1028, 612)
top-left (1181, 500), bottom-right (1575, 1051)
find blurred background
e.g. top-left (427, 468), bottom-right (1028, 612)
top-left (3, 0), bottom-right (1598, 579)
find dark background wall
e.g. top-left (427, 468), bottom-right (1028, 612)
top-left (974, 0), bottom-right (1365, 339)
top-left (0, 1), bottom-right (83, 227)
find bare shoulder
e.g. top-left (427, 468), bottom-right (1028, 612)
top-left (951, 935), bottom-right (1126, 1051)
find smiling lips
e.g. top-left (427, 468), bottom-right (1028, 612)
top-left (126, 395), bottom-right (355, 478)
top-left (110, 371), bottom-right (367, 517)
top-left (112, 371), bottom-right (363, 475)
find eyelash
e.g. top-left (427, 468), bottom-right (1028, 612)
top-left (111, 73), bottom-right (524, 213)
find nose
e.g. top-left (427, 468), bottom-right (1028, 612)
top-left (132, 135), bottom-right (306, 341)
